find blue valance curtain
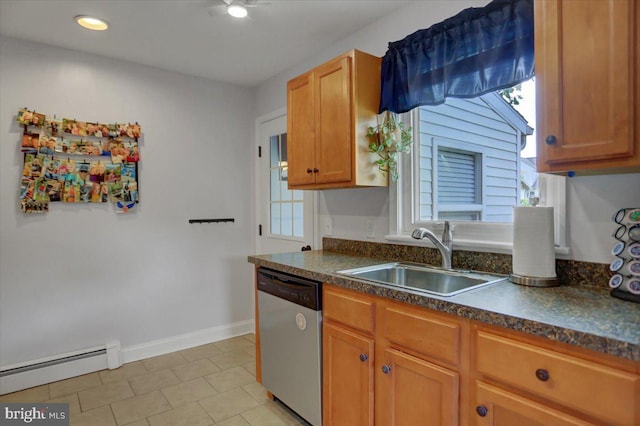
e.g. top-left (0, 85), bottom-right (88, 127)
top-left (379, 0), bottom-right (534, 114)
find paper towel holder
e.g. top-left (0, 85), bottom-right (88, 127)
top-left (509, 273), bottom-right (559, 287)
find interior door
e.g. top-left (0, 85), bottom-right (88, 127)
top-left (256, 113), bottom-right (314, 254)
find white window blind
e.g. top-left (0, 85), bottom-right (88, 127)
top-left (437, 148), bottom-right (478, 205)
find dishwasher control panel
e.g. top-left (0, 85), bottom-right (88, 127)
top-left (257, 268), bottom-right (321, 311)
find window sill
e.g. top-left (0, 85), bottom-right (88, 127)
top-left (384, 234), bottom-right (571, 257)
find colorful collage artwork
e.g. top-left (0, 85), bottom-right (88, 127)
top-left (17, 108), bottom-right (141, 214)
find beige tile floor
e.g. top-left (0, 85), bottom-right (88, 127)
top-left (1, 334), bottom-right (308, 426)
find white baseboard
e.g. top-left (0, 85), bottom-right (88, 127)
top-left (121, 319), bottom-right (255, 363)
top-left (0, 320), bottom-right (255, 395)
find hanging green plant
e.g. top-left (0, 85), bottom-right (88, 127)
top-left (367, 110), bottom-right (413, 182)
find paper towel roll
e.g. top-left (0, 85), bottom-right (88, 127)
top-left (512, 207), bottom-right (556, 279)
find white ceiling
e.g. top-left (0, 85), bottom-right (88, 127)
top-left (0, 0), bottom-right (410, 87)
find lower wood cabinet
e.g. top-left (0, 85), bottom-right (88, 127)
top-left (472, 381), bottom-right (590, 426)
top-left (322, 283), bottom-right (640, 426)
top-left (471, 325), bottom-right (640, 426)
top-left (376, 347), bottom-right (459, 426)
top-left (323, 321), bottom-right (374, 426)
top-left (323, 284), bottom-right (461, 426)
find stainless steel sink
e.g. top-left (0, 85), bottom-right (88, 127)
top-left (337, 263), bottom-right (507, 297)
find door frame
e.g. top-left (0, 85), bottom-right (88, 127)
top-left (254, 108), bottom-right (319, 254)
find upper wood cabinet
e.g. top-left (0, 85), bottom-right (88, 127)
top-left (287, 50), bottom-right (387, 189)
top-left (535, 0), bottom-right (640, 174)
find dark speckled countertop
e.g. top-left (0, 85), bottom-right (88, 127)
top-left (248, 250), bottom-right (640, 362)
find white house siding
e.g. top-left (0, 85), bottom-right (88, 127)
top-left (417, 95), bottom-right (521, 223)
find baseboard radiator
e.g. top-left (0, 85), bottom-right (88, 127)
top-left (0, 341), bottom-right (121, 395)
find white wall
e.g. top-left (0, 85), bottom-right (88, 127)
top-left (0, 37), bottom-right (256, 366)
top-left (253, 0), bottom-right (640, 264)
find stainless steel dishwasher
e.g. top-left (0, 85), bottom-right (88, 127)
top-left (257, 267), bottom-right (322, 426)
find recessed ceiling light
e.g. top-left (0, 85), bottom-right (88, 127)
top-left (75, 15), bottom-right (109, 31)
top-left (227, 2), bottom-right (248, 18)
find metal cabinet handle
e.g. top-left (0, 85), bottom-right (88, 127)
top-left (535, 368), bottom-right (550, 382)
top-left (545, 135), bottom-right (557, 145)
top-left (306, 168), bottom-right (313, 174)
top-left (476, 405), bottom-right (488, 417)
top-left (359, 353), bottom-right (368, 362)
top-left (381, 364), bottom-right (391, 374)
top-left (313, 168), bottom-right (319, 173)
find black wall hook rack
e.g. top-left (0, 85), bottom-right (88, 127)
top-left (188, 218), bottom-right (235, 224)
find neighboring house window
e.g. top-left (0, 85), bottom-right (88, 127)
top-left (419, 139), bottom-right (484, 221)
top-left (435, 146), bottom-right (482, 221)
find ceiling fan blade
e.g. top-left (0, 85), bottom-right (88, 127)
top-left (244, 0), bottom-right (271, 7)
top-left (207, 4), bottom-right (227, 16)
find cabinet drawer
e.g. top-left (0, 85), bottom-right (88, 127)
top-left (473, 381), bottom-right (591, 426)
top-left (381, 304), bottom-right (460, 366)
top-left (323, 287), bottom-right (375, 334)
top-left (475, 330), bottom-right (640, 425)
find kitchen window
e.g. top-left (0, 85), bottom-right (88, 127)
top-left (388, 82), bottom-right (567, 253)
top-left (382, 0), bottom-right (566, 253)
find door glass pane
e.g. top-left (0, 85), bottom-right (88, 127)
top-left (293, 202), bottom-right (303, 237)
top-left (270, 170), bottom-right (280, 202)
top-left (268, 132), bottom-right (303, 239)
top-left (270, 135), bottom-right (279, 168)
top-left (271, 203), bottom-right (281, 235)
top-left (281, 203), bottom-right (293, 236)
top-left (280, 133), bottom-right (288, 162)
top-left (281, 179), bottom-right (292, 202)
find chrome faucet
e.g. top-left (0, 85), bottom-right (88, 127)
top-left (411, 221), bottom-right (453, 269)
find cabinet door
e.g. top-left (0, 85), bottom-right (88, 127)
top-left (377, 347), bottom-right (459, 426)
top-left (314, 56), bottom-right (353, 184)
top-left (323, 321), bottom-right (374, 426)
top-left (535, 0), bottom-right (638, 172)
top-left (287, 72), bottom-right (316, 186)
top-left (472, 381), bottom-right (592, 426)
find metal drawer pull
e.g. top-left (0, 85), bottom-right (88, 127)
top-left (476, 405), bottom-right (488, 417)
top-left (381, 364), bottom-right (391, 374)
top-left (359, 353), bottom-right (368, 362)
top-left (535, 368), bottom-right (550, 382)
